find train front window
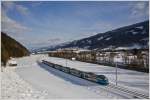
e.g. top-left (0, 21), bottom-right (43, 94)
top-left (97, 75), bottom-right (106, 80)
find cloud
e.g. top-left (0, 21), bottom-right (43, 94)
top-left (30, 1), bottom-right (43, 7)
top-left (16, 5), bottom-right (30, 16)
top-left (130, 2), bottom-right (149, 18)
top-left (25, 37), bottom-right (63, 49)
top-left (1, 1), bottom-right (149, 49)
top-left (2, 1), bottom-right (30, 16)
top-left (48, 38), bottom-right (62, 43)
top-left (2, 1), bottom-right (15, 10)
top-left (1, 11), bottom-right (30, 34)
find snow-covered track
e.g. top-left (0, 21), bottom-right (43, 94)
top-left (106, 84), bottom-right (149, 99)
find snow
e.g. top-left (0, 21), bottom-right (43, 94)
top-left (1, 67), bottom-right (48, 99)
top-left (115, 47), bottom-right (129, 50)
top-left (115, 44), bottom-right (142, 50)
top-left (8, 59), bottom-right (17, 65)
top-left (74, 49), bottom-right (90, 53)
top-left (97, 37), bottom-right (103, 40)
top-left (129, 30), bottom-right (138, 35)
top-left (2, 54), bottom-right (148, 99)
top-left (136, 26), bottom-right (143, 29)
top-left (141, 37), bottom-right (149, 41)
top-left (101, 45), bottom-right (115, 50)
top-left (132, 31), bottom-right (138, 35)
top-left (44, 56), bottom-right (149, 95)
top-left (58, 41), bottom-right (71, 47)
top-left (105, 37), bottom-right (111, 40)
top-left (83, 46), bottom-right (90, 49)
top-left (87, 40), bottom-right (92, 44)
top-left (101, 47), bottom-right (110, 50)
top-left (14, 54), bottom-right (126, 99)
top-left (81, 41), bottom-right (85, 43)
top-left (113, 55), bottom-right (124, 63)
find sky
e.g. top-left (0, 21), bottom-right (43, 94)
top-left (1, 1), bottom-right (149, 50)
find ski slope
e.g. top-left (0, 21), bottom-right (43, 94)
top-left (14, 54), bottom-right (149, 99)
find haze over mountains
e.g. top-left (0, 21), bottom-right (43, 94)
top-left (34, 20), bottom-right (149, 52)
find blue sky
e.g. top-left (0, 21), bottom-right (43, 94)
top-left (1, 1), bottom-right (149, 50)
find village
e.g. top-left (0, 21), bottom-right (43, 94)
top-left (48, 48), bottom-right (149, 72)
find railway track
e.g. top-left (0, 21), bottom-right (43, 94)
top-left (105, 83), bottom-right (149, 99)
top-left (41, 61), bottom-right (149, 99)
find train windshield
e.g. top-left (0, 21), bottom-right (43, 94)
top-left (97, 75), bottom-right (107, 80)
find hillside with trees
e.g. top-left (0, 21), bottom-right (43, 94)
top-left (1, 32), bottom-right (29, 66)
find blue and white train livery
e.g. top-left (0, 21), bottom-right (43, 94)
top-left (42, 60), bottom-right (109, 85)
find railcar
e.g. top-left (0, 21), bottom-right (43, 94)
top-left (82, 72), bottom-right (109, 85)
top-left (82, 72), bottom-right (97, 81)
top-left (60, 67), bottom-right (70, 73)
top-left (96, 75), bottom-right (109, 85)
top-left (42, 60), bottom-right (109, 85)
top-left (42, 60), bottom-right (54, 67)
top-left (54, 64), bottom-right (62, 70)
top-left (70, 68), bottom-right (82, 77)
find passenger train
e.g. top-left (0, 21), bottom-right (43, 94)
top-left (42, 60), bottom-right (109, 85)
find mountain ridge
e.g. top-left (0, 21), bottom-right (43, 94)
top-left (33, 20), bottom-right (149, 52)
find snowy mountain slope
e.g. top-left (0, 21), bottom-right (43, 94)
top-left (47, 20), bottom-right (149, 51)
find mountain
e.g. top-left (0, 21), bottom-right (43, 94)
top-left (44, 20), bottom-right (148, 51)
top-left (1, 32), bottom-right (29, 65)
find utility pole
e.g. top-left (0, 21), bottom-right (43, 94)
top-left (66, 58), bottom-right (67, 67)
top-left (1, 66), bottom-right (3, 72)
top-left (115, 62), bottom-right (118, 86)
top-left (114, 56), bottom-right (118, 86)
top-left (65, 51), bottom-right (67, 67)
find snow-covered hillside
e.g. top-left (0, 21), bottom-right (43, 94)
top-left (43, 20), bottom-right (149, 51)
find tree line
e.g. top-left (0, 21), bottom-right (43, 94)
top-left (48, 49), bottom-right (149, 73)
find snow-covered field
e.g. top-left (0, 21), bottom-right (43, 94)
top-left (44, 56), bottom-right (149, 95)
top-left (1, 67), bottom-right (48, 99)
top-left (1, 54), bottom-right (149, 99)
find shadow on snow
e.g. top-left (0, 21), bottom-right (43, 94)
top-left (37, 61), bottom-right (99, 87)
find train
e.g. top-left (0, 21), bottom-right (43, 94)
top-left (42, 60), bottom-right (109, 85)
